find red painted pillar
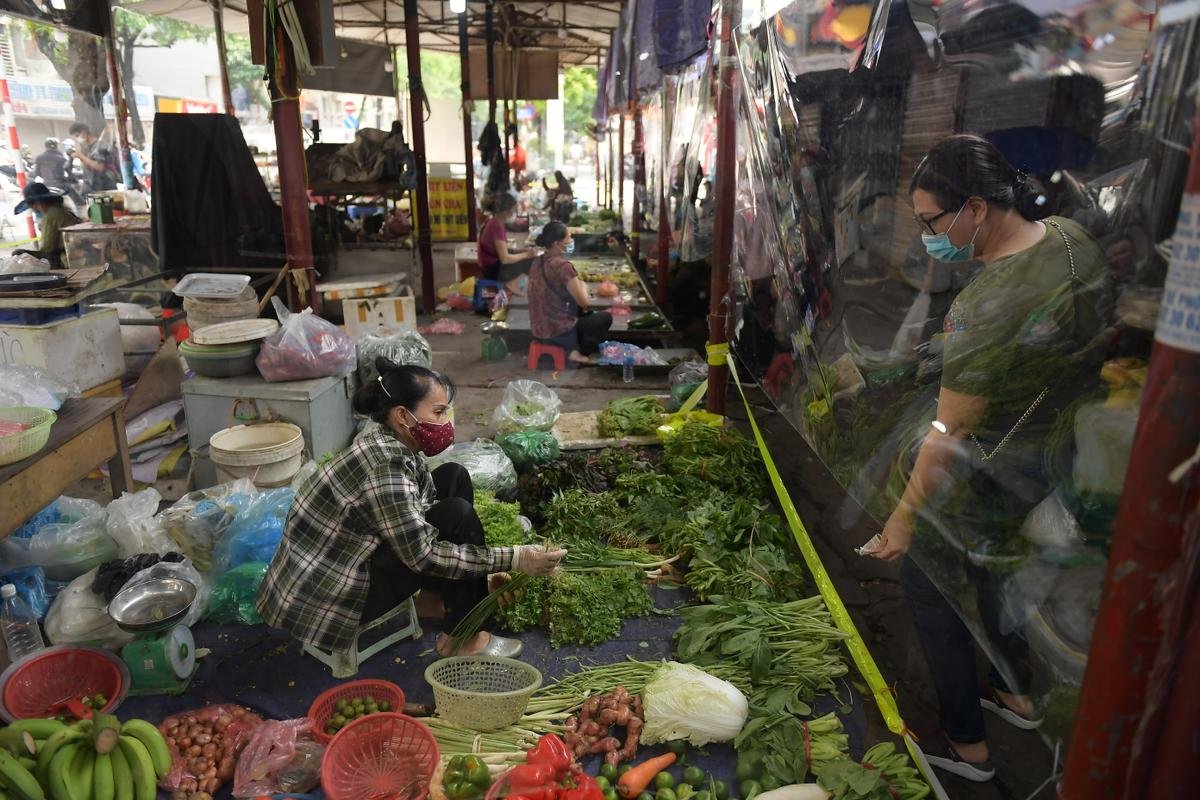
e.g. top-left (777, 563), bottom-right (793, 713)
top-left (0, 80), bottom-right (36, 239)
top-left (404, 0), bottom-right (436, 314)
top-left (458, 9), bottom-right (477, 241)
top-left (1059, 106), bottom-right (1200, 799)
top-left (706, 0), bottom-right (740, 416)
top-left (268, 19), bottom-right (318, 311)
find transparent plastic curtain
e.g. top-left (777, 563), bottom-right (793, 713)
top-left (725, 0), bottom-right (1193, 743)
top-left (674, 57), bottom-right (719, 262)
top-left (639, 92), bottom-right (665, 225)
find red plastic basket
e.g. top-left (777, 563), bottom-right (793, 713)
top-left (321, 712), bottom-right (440, 800)
top-left (0, 646), bottom-right (129, 722)
top-left (308, 679), bottom-right (406, 744)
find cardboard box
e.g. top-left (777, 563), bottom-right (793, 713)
top-left (342, 288), bottom-right (417, 337)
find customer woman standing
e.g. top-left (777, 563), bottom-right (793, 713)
top-left (869, 135), bottom-right (1112, 781)
top-left (257, 360), bottom-right (566, 660)
top-left (479, 193), bottom-right (536, 290)
top-left (528, 221), bottom-right (613, 365)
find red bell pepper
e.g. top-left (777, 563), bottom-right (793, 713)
top-left (561, 772), bottom-right (605, 800)
top-left (506, 762), bottom-right (560, 800)
top-left (525, 734), bottom-right (573, 777)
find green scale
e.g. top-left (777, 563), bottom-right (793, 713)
top-left (108, 576), bottom-right (199, 695)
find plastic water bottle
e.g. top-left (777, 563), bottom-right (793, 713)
top-left (0, 584), bottom-right (45, 663)
top-left (623, 354), bottom-right (635, 383)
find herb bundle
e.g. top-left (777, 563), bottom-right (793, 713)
top-left (597, 396), bottom-right (666, 438)
top-left (735, 712), bottom-right (849, 786)
top-left (663, 423), bottom-right (769, 498)
top-left (477, 491), bottom-right (529, 547)
top-left (494, 568), bottom-right (655, 647)
top-left (817, 743), bottom-right (930, 800)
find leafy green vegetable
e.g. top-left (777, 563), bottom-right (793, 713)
top-left (734, 712), bottom-right (848, 786)
top-left (817, 743), bottom-right (930, 800)
top-left (495, 567), bottom-right (654, 647)
top-left (627, 312), bottom-right (670, 330)
top-left (496, 429), bottom-right (561, 472)
top-left (663, 423), bottom-right (769, 498)
top-left (598, 395), bottom-right (666, 438)
top-left (476, 491), bottom-right (528, 547)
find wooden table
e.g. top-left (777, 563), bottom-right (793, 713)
top-left (0, 398), bottom-right (132, 539)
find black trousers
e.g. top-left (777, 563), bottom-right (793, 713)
top-left (539, 311), bottom-right (614, 356)
top-left (363, 463), bottom-right (489, 634)
top-left (900, 557), bottom-right (1032, 743)
top-left (484, 255), bottom-right (536, 283)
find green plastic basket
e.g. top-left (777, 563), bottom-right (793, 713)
top-left (0, 407), bottom-right (56, 466)
top-left (424, 656), bottom-right (542, 732)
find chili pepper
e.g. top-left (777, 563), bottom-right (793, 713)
top-left (507, 762), bottom-right (561, 800)
top-left (527, 734), bottom-right (573, 777)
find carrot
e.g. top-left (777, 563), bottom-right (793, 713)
top-left (617, 752), bottom-right (677, 799)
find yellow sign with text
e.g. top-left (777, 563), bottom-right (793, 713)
top-left (425, 179), bottom-right (470, 241)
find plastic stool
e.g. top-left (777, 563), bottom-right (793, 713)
top-left (473, 279), bottom-right (504, 312)
top-left (302, 595), bottom-right (422, 678)
top-left (527, 340), bottom-right (567, 371)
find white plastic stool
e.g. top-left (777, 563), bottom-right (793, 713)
top-left (303, 595), bottom-right (423, 678)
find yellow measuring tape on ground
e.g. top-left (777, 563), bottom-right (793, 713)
top-left (717, 348), bottom-right (945, 797)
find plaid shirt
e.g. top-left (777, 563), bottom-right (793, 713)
top-left (255, 426), bottom-right (516, 652)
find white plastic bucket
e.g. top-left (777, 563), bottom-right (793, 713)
top-left (209, 422), bottom-right (304, 488)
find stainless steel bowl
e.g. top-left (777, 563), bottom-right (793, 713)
top-left (108, 578), bottom-right (197, 633)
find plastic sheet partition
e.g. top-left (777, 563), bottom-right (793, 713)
top-left (725, 0), bottom-right (1192, 745)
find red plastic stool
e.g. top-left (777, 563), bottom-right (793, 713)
top-left (527, 340), bottom-right (566, 371)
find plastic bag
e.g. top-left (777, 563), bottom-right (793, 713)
top-left (125, 558), bottom-right (211, 628)
top-left (669, 361), bottom-right (708, 410)
top-left (159, 704), bottom-right (265, 795)
top-left (493, 380), bottom-right (562, 434)
top-left (44, 567), bottom-right (135, 649)
top-left (0, 567), bottom-right (50, 620)
top-left (495, 430), bottom-right (561, 472)
top-left (106, 488), bottom-right (175, 557)
top-left (213, 488), bottom-right (294, 576)
top-left (257, 296), bottom-right (356, 382)
top-left (207, 562), bottom-right (268, 625)
top-left (1073, 402), bottom-right (1137, 496)
top-left (290, 459), bottom-right (320, 492)
top-left (419, 317), bottom-right (466, 336)
top-left (1019, 491), bottom-right (1086, 549)
top-left (232, 719), bottom-right (321, 797)
top-left (159, 479), bottom-right (258, 573)
top-left (357, 329), bottom-right (433, 384)
top-left (597, 341), bottom-right (668, 367)
top-left (0, 365), bottom-right (78, 410)
top-left (6, 516), bottom-right (119, 583)
top-left (426, 439), bottom-right (518, 494)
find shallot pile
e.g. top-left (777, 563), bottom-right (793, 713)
top-left (160, 704), bottom-right (264, 799)
top-left (563, 686), bottom-right (644, 766)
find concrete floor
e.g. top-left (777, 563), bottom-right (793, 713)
top-left (69, 241), bottom-right (1057, 799)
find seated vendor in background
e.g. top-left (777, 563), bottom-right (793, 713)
top-left (479, 192), bottom-right (536, 293)
top-left (12, 182), bottom-right (81, 268)
top-left (256, 359), bottom-right (566, 659)
top-left (528, 222), bottom-right (613, 365)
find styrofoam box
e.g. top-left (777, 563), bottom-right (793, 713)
top-left (0, 308), bottom-right (125, 391)
top-left (342, 289), bottom-right (417, 338)
top-left (182, 371), bottom-right (357, 489)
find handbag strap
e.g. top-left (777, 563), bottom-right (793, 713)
top-left (969, 219), bottom-right (1080, 462)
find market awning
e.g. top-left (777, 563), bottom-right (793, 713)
top-left (121, 0), bottom-right (623, 66)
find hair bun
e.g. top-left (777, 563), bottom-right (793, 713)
top-left (375, 355), bottom-right (401, 375)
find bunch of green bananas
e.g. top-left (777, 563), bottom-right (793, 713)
top-left (0, 715), bottom-right (171, 800)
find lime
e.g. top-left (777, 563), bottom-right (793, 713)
top-left (654, 773), bottom-right (675, 790)
top-left (656, 789), bottom-right (677, 800)
top-left (713, 780), bottom-right (729, 800)
top-left (604, 790), bottom-right (619, 800)
top-left (683, 768), bottom-right (705, 787)
top-left (639, 793), bottom-right (654, 800)
top-left (739, 781), bottom-right (761, 800)
top-left (666, 741), bottom-right (688, 757)
top-left (364, 695), bottom-right (376, 704)
top-left (595, 776), bottom-right (611, 792)
top-left (676, 784), bottom-right (694, 800)
top-left (332, 715), bottom-right (346, 726)
top-left (734, 759), bottom-right (757, 782)
top-left (758, 777), bottom-right (780, 792)
top-left (380, 701), bottom-right (393, 712)
top-left (336, 699), bottom-right (349, 711)
top-left (694, 793), bottom-right (711, 800)
top-left (599, 764), bottom-right (619, 783)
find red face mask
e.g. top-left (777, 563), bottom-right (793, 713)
top-left (407, 416), bottom-right (455, 456)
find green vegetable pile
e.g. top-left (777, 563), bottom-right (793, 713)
top-left (627, 311), bottom-right (670, 330)
top-left (598, 395), bottom-right (666, 438)
top-left (664, 423), bottom-right (770, 498)
top-left (496, 429), bottom-right (561, 472)
top-left (495, 567), bottom-right (654, 647)
top-left (817, 743), bottom-right (930, 799)
top-left (735, 712), bottom-right (848, 786)
top-left (476, 491), bottom-right (528, 547)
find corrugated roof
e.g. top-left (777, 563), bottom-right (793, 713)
top-left (122, 1), bottom-right (623, 66)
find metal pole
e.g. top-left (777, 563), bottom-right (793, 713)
top-left (212, 0), bottom-right (235, 116)
top-left (632, 101), bottom-right (644, 262)
top-left (486, 0), bottom-right (497, 123)
top-left (0, 80), bottom-right (37, 239)
top-left (618, 112), bottom-right (625, 225)
top-left (405, 0), bottom-right (437, 314)
top-left (606, 124), bottom-right (613, 209)
top-left (706, 0), bottom-right (740, 416)
top-left (267, 16), bottom-right (318, 311)
top-left (103, 3), bottom-right (132, 189)
top-left (1060, 105), bottom-right (1200, 799)
top-left (595, 139), bottom-right (601, 208)
top-left (657, 81), bottom-right (675, 307)
top-left (458, 9), bottom-right (477, 240)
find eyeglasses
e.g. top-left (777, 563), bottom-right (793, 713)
top-left (914, 209), bottom-right (952, 235)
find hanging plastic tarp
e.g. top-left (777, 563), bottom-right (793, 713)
top-left (719, 0), bottom-right (1183, 748)
top-left (634, 0), bottom-right (663, 97)
top-left (654, 0), bottom-right (715, 72)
